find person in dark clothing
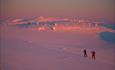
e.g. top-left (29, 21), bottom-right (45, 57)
top-left (83, 49), bottom-right (88, 57)
top-left (91, 51), bottom-right (96, 60)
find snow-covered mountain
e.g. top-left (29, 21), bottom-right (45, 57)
top-left (1, 16), bottom-right (114, 32)
top-left (0, 16), bottom-right (115, 70)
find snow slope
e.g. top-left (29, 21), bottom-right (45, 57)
top-left (0, 25), bottom-right (115, 70)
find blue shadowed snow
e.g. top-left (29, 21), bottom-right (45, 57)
top-left (100, 32), bottom-right (115, 43)
top-left (16, 22), bottom-right (38, 27)
top-left (100, 24), bottom-right (115, 30)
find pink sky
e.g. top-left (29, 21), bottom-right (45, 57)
top-left (0, 0), bottom-right (115, 22)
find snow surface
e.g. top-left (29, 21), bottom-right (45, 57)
top-left (0, 25), bottom-right (115, 70)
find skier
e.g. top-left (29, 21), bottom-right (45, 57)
top-left (83, 49), bottom-right (88, 57)
top-left (91, 51), bottom-right (96, 60)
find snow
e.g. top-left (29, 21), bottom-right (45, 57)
top-left (0, 25), bottom-right (115, 70)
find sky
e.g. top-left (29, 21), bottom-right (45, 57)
top-left (0, 0), bottom-right (115, 22)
